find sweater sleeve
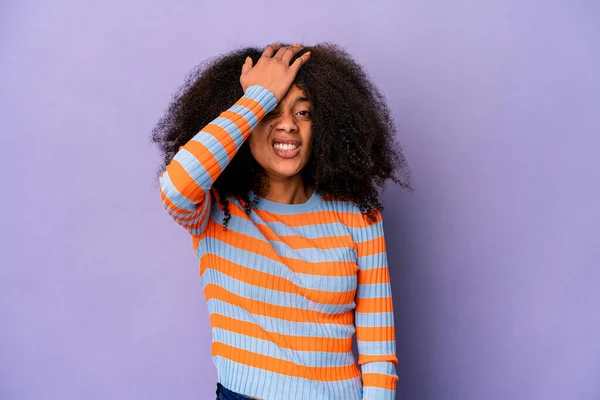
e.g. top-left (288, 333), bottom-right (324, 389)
top-left (353, 211), bottom-right (399, 400)
top-left (158, 85), bottom-right (277, 236)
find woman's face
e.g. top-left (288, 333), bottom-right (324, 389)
top-left (249, 85), bottom-right (313, 181)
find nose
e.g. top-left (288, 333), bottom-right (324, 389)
top-left (273, 112), bottom-right (298, 133)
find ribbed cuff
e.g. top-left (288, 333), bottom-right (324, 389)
top-left (243, 85), bottom-right (278, 114)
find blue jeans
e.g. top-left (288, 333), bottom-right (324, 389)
top-left (216, 382), bottom-right (261, 400)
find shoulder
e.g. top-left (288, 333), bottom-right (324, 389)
top-left (319, 193), bottom-right (384, 236)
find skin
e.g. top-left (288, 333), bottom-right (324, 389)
top-left (248, 84), bottom-right (314, 204)
top-left (240, 43), bottom-right (314, 205)
top-left (153, 42), bottom-right (411, 228)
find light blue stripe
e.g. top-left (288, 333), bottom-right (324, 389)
top-left (351, 221), bottom-right (384, 243)
top-left (211, 116), bottom-right (245, 151)
top-left (360, 361), bottom-right (397, 375)
top-left (357, 252), bottom-right (387, 270)
top-left (214, 356), bottom-right (362, 400)
top-left (202, 269), bottom-right (352, 313)
top-left (318, 200), bottom-right (387, 244)
top-left (361, 386), bottom-right (395, 400)
top-left (320, 199), bottom-right (360, 213)
top-left (243, 215), bottom-right (353, 240)
top-left (295, 271), bottom-right (357, 293)
top-left (207, 299), bottom-right (356, 338)
top-left (356, 283), bottom-right (392, 299)
top-left (158, 170), bottom-right (196, 211)
top-left (250, 190), bottom-right (323, 215)
top-left (198, 238), bottom-right (357, 293)
top-left (208, 211), bottom-right (357, 262)
top-left (269, 241), bottom-right (356, 263)
top-left (212, 328), bottom-right (355, 367)
top-left (173, 148), bottom-right (213, 188)
top-left (244, 85), bottom-right (278, 113)
top-left (189, 130), bottom-right (231, 169)
top-left (195, 195), bottom-right (212, 233)
top-left (163, 190), bottom-right (209, 223)
top-left (354, 311), bottom-right (394, 327)
top-left (356, 340), bottom-right (396, 356)
top-left (229, 105), bottom-right (259, 127)
top-left (187, 126), bottom-right (230, 172)
top-left (246, 197), bottom-right (383, 243)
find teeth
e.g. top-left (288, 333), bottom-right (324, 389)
top-left (274, 143), bottom-right (299, 151)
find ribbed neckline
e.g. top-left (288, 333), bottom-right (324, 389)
top-left (249, 190), bottom-right (322, 215)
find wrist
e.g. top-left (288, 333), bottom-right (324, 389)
top-left (242, 85), bottom-right (278, 114)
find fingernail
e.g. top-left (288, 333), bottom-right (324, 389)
top-left (305, 51), bottom-right (311, 56)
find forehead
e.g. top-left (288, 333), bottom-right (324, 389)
top-left (279, 85), bottom-right (310, 105)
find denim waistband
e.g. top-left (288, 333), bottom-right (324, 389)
top-left (216, 382), bottom-right (262, 400)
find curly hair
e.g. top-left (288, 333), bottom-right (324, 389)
top-left (151, 42), bottom-right (412, 228)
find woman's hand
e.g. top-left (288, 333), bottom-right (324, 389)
top-left (240, 43), bottom-right (311, 102)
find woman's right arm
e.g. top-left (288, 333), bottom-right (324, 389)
top-left (158, 85), bottom-right (277, 236)
top-left (158, 43), bottom-right (311, 237)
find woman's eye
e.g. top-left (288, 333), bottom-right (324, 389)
top-left (297, 110), bottom-right (311, 117)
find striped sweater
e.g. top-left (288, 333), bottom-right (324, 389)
top-left (159, 85), bottom-right (399, 400)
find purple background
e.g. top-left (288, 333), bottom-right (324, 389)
top-left (1, 1), bottom-right (599, 399)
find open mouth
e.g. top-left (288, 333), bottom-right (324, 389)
top-left (272, 138), bottom-right (301, 159)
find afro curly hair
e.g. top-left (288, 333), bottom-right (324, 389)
top-left (151, 42), bottom-right (412, 227)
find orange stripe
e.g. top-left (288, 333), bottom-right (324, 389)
top-left (160, 188), bottom-right (208, 224)
top-left (203, 228), bottom-right (359, 276)
top-left (355, 297), bottom-right (394, 313)
top-left (256, 222), bottom-right (355, 250)
top-left (282, 257), bottom-right (358, 276)
top-left (192, 235), bottom-right (201, 254)
top-left (356, 325), bottom-right (395, 342)
top-left (183, 139), bottom-right (222, 182)
top-left (254, 209), bottom-right (377, 229)
top-left (159, 186), bottom-right (195, 216)
top-left (165, 159), bottom-right (204, 201)
top-left (205, 227), bottom-right (279, 259)
top-left (210, 314), bottom-right (352, 353)
top-left (356, 236), bottom-right (386, 257)
top-left (203, 284), bottom-right (354, 325)
top-left (236, 97), bottom-right (267, 119)
top-left (212, 342), bottom-right (360, 381)
top-left (215, 191), bottom-right (382, 232)
top-left (362, 372), bottom-right (398, 390)
top-left (358, 267), bottom-right (390, 285)
top-left (358, 354), bottom-right (398, 365)
top-left (202, 124), bottom-right (239, 160)
top-left (201, 254), bottom-right (355, 305)
top-left (221, 110), bottom-right (252, 137)
top-left (224, 199), bottom-right (255, 218)
top-left (159, 188), bottom-right (211, 234)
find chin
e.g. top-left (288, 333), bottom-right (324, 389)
top-left (268, 168), bottom-right (303, 180)
top-left (264, 162), bottom-right (305, 180)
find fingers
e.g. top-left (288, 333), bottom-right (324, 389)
top-left (282, 44), bottom-right (304, 63)
top-left (262, 43), bottom-right (282, 58)
top-left (290, 51), bottom-right (311, 72)
top-left (274, 44), bottom-right (303, 63)
top-left (241, 56), bottom-right (253, 75)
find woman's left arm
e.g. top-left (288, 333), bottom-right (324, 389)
top-left (353, 210), bottom-right (399, 400)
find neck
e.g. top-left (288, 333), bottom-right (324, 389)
top-left (262, 174), bottom-right (313, 204)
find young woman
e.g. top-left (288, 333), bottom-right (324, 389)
top-left (152, 43), bottom-right (412, 400)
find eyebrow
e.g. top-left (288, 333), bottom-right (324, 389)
top-left (275, 97), bottom-right (311, 110)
